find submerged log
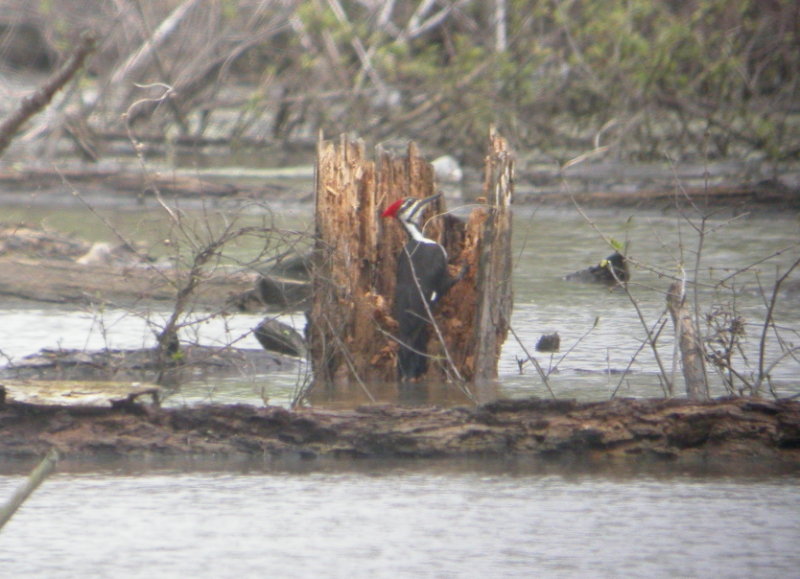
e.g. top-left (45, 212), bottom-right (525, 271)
top-left (307, 132), bottom-right (514, 394)
top-left (0, 345), bottom-right (294, 382)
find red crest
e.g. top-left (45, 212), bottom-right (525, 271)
top-left (381, 198), bottom-right (404, 218)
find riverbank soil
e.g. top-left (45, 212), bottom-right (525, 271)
top-left (1, 395), bottom-right (798, 468)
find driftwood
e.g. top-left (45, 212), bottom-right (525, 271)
top-left (307, 132), bottom-right (513, 394)
top-left (0, 257), bottom-right (254, 306)
top-left (526, 183), bottom-right (800, 210)
top-left (0, 397), bottom-right (798, 468)
top-left (667, 281), bottom-right (709, 400)
top-left (2, 379), bottom-right (161, 407)
top-left (0, 168), bottom-right (239, 198)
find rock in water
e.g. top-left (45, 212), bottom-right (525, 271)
top-left (254, 318), bottom-right (305, 357)
top-left (536, 333), bottom-right (561, 352)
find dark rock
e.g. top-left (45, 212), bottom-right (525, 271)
top-left (227, 253), bottom-right (312, 312)
top-left (536, 333), bottom-right (561, 352)
top-left (226, 288), bottom-right (264, 312)
top-left (256, 275), bottom-right (310, 309)
top-left (254, 318), bottom-right (305, 357)
top-left (268, 253), bottom-right (311, 279)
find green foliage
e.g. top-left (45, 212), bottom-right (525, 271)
top-left (32, 0), bottom-right (795, 162)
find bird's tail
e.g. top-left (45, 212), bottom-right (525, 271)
top-left (398, 327), bottom-right (430, 380)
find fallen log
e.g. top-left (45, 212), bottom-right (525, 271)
top-left (0, 257), bottom-right (255, 306)
top-left (524, 182), bottom-right (800, 210)
top-left (0, 167), bottom-right (239, 198)
top-left (0, 397), bottom-right (798, 468)
top-left (0, 345), bottom-right (294, 382)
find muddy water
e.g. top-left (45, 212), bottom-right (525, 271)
top-left (2, 192), bottom-right (799, 576)
top-left (1, 462), bottom-right (799, 577)
top-left (1, 195), bottom-right (798, 405)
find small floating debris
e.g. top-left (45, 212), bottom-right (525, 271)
top-left (536, 332), bottom-right (561, 353)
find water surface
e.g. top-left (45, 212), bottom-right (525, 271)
top-left (1, 463), bottom-right (798, 578)
top-left (2, 182), bottom-right (799, 578)
top-left (2, 198), bottom-right (797, 405)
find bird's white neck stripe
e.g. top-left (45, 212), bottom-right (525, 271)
top-left (401, 221), bottom-right (435, 244)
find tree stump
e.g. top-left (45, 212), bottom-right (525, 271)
top-left (307, 131), bottom-right (514, 398)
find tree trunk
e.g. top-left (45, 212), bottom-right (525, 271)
top-left (667, 281), bottom-right (709, 400)
top-left (472, 129), bottom-right (514, 380)
top-left (307, 131), bottom-right (514, 397)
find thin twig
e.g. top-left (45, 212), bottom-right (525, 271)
top-left (755, 256), bottom-right (800, 394)
top-left (509, 325), bottom-right (556, 399)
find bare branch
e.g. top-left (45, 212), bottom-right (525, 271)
top-left (0, 32), bottom-right (96, 157)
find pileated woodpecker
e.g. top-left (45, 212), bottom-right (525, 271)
top-left (382, 193), bottom-right (459, 380)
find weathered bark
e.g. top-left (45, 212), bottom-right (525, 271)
top-left (1, 397), bottom-right (798, 467)
top-left (428, 131), bottom-right (515, 383)
top-left (307, 132), bottom-right (514, 394)
top-left (308, 135), bottom-right (382, 393)
top-left (307, 135), bottom-right (441, 390)
top-left (471, 129), bottom-right (514, 380)
top-left (667, 281), bottom-right (709, 400)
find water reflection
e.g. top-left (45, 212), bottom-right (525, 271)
top-left (305, 378), bottom-right (497, 408)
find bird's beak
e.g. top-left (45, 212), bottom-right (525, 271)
top-left (418, 193), bottom-right (441, 207)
